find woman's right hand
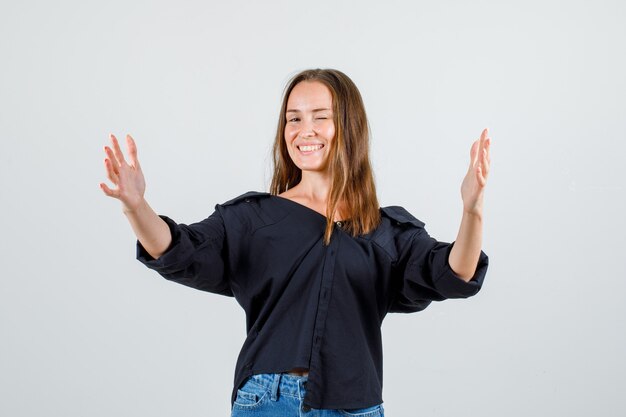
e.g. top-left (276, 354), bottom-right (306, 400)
top-left (99, 133), bottom-right (146, 212)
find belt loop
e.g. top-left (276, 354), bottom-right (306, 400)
top-left (270, 373), bottom-right (282, 401)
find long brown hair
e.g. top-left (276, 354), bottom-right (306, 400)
top-left (270, 69), bottom-right (381, 245)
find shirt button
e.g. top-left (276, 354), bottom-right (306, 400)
top-left (244, 198), bottom-right (250, 202)
top-left (336, 221), bottom-right (342, 227)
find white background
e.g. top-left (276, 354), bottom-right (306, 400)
top-left (1, 1), bottom-right (624, 416)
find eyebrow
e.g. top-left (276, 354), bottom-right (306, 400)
top-left (286, 108), bottom-right (332, 113)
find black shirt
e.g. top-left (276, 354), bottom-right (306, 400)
top-left (136, 191), bottom-right (489, 410)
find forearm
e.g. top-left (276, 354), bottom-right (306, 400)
top-left (448, 210), bottom-right (483, 282)
top-left (123, 198), bottom-right (172, 260)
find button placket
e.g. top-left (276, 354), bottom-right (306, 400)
top-left (304, 232), bottom-right (342, 407)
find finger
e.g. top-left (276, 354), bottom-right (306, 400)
top-left (104, 158), bottom-right (119, 184)
top-left (469, 139), bottom-right (479, 168)
top-left (486, 137), bottom-right (491, 164)
top-left (126, 134), bottom-right (141, 169)
top-left (110, 133), bottom-right (128, 167)
top-left (481, 148), bottom-right (490, 179)
top-left (104, 146), bottom-right (120, 174)
top-left (476, 164), bottom-right (486, 188)
top-left (99, 182), bottom-right (120, 198)
top-left (477, 128), bottom-right (487, 160)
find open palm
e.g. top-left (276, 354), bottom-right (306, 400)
top-left (99, 134), bottom-right (146, 212)
top-left (461, 128), bottom-right (491, 215)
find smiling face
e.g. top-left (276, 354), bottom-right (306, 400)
top-left (284, 81), bottom-right (336, 173)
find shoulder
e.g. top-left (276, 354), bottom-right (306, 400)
top-left (216, 191), bottom-right (286, 228)
top-left (369, 205), bottom-right (427, 262)
top-left (379, 206), bottom-right (425, 229)
top-left (220, 191), bottom-right (272, 206)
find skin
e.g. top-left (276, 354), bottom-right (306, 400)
top-left (278, 81), bottom-right (345, 220)
top-left (100, 134), bottom-right (172, 259)
top-left (449, 127), bottom-right (491, 281)
top-left (99, 82), bottom-right (491, 275)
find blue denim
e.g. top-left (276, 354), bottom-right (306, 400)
top-left (231, 373), bottom-right (384, 417)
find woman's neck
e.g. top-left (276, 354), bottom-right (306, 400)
top-left (280, 170), bottom-right (347, 220)
top-left (292, 170), bottom-right (332, 203)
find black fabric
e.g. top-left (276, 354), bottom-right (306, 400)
top-left (136, 191), bottom-right (489, 410)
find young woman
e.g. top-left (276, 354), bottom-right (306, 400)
top-left (100, 68), bottom-right (491, 417)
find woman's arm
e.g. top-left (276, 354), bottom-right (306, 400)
top-left (100, 133), bottom-right (172, 259)
top-left (448, 128), bottom-right (491, 281)
top-left (123, 197), bottom-right (172, 260)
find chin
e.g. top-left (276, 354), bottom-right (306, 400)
top-left (299, 163), bottom-right (319, 170)
top-left (293, 159), bottom-right (325, 170)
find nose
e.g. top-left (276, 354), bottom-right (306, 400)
top-left (299, 120), bottom-right (315, 138)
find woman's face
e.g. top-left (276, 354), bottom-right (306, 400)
top-left (284, 81), bottom-right (336, 173)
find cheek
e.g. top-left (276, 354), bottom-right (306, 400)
top-left (284, 125), bottom-right (297, 141)
top-left (326, 123), bottom-right (336, 140)
top-left (284, 130), bottom-right (296, 154)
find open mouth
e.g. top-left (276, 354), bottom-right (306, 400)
top-left (297, 144), bottom-right (324, 154)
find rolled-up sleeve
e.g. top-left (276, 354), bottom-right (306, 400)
top-left (388, 228), bottom-right (488, 313)
top-left (136, 210), bottom-right (233, 297)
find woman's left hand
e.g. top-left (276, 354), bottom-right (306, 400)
top-left (460, 128), bottom-right (491, 215)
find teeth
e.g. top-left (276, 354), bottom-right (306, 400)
top-left (299, 144), bottom-right (323, 152)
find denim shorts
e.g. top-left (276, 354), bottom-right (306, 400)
top-left (231, 373), bottom-right (384, 417)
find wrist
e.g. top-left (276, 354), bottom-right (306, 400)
top-left (462, 208), bottom-right (483, 221)
top-left (122, 197), bottom-right (148, 215)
